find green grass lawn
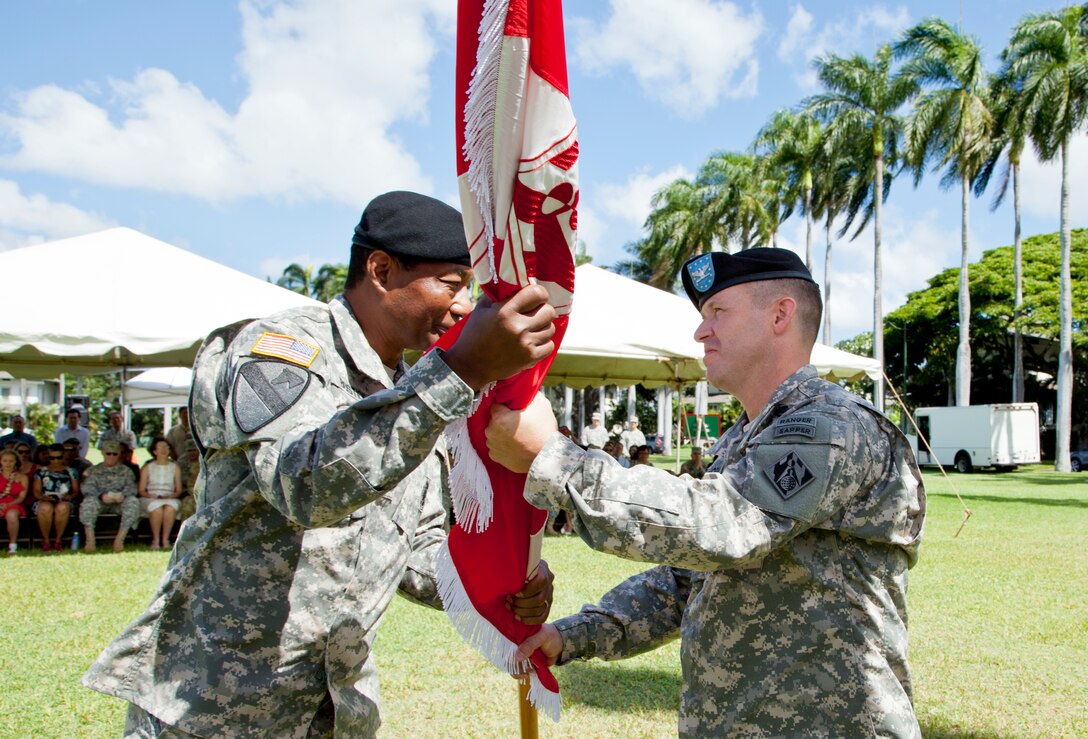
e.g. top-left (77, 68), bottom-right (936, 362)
top-left (1, 466), bottom-right (1085, 737)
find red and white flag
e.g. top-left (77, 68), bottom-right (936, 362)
top-left (432, 0), bottom-right (578, 721)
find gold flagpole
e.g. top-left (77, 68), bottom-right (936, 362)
top-left (518, 674), bottom-right (539, 739)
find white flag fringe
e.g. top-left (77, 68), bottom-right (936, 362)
top-left (462, 0), bottom-right (509, 283)
top-left (435, 542), bottom-right (562, 721)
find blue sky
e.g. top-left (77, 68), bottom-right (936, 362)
top-left (2, 0), bottom-right (1085, 343)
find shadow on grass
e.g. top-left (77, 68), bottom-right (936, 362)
top-left (928, 492), bottom-right (1088, 508)
top-left (919, 722), bottom-right (1004, 739)
top-left (560, 662), bottom-right (681, 712)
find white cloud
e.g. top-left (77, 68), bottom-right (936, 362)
top-left (574, 0), bottom-right (763, 117)
top-left (797, 205), bottom-right (961, 343)
top-left (0, 179), bottom-right (114, 250)
top-left (597, 165), bottom-right (694, 229)
top-left (0, 0), bottom-right (454, 205)
top-left (1017, 131), bottom-right (1088, 222)
top-left (776, 3), bottom-right (910, 89)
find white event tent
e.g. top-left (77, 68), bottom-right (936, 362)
top-left (0, 228), bottom-right (320, 379)
top-left (547, 264), bottom-right (880, 388)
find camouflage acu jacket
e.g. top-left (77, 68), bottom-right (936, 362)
top-left (525, 365), bottom-right (926, 737)
top-left (83, 296), bottom-right (473, 738)
top-left (81, 463), bottom-right (137, 498)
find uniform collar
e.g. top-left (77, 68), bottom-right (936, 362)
top-left (720, 364), bottom-right (819, 448)
top-left (329, 295), bottom-right (402, 390)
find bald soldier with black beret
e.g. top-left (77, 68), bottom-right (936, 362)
top-left (84, 191), bottom-right (559, 737)
top-left (488, 248), bottom-right (927, 737)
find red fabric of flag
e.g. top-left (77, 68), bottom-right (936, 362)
top-left (432, 0), bottom-right (577, 721)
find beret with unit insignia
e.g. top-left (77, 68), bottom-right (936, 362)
top-left (681, 248), bottom-right (817, 311)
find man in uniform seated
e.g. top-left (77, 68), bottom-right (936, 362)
top-left (79, 440), bottom-right (139, 552)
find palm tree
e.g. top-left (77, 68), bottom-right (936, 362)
top-left (753, 110), bottom-right (823, 270)
top-left (809, 135), bottom-right (859, 345)
top-left (895, 18), bottom-right (994, 407)
top-left (1002, 4), bottom-right (1088, 471)
top-left (313, 263), bottom-right (347, 302)
top-left (276, 263), bottom-right (315, 297)
top-left (805, 45), bottom-right (918, 412)
top-left (637, 176), bottom-right (717, 289)
top-left (975, 70), bottom-right (1029, 403)
top-left (698, 152), bottom-right (777, 251)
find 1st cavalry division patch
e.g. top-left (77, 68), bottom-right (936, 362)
top-left (234, 361), bottom-right (310, 433)
top-left (250, 332), bottom-right (320, 367)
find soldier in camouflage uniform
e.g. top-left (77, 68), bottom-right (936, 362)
top-left (83, 192), bottom-right (558, 738)
top-left (489, 248), bottom-right (926, 737)
top-left (79, 439), bottom-right (140, 552)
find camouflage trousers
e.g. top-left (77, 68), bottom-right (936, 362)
top-left (124, 701), bottom-right (337, 738)
top-left (79, 495), bottom-right (140, 532)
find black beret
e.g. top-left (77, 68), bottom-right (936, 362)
top-left (351, 191), bottom-right (471, 266)
top-left (681, 248), bottom-right (816, 310)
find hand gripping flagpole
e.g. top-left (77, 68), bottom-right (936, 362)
top-left (433, 0), bottom-right (578, 729)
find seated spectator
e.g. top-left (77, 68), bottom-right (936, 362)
top-left (79, 440), bottom-right (139, 553)
top-left (33, 444), bottom-right (52, 468)
top-left (0, 415), bottom-right (36, 454)
top-left (118, 442), bottom-right (141, 481)
top-left (680, 447), bottom-right (707, 479)
top-left (0, 449), bottom-right (29, 553)
top-left (633, 444), bottom-right (652, 466)
top-left (33, 444), bottom-right (79, 552)
top-left (14, 442), bottom-right (36, 481)
top-left (55, 407), bottom-right (91, 459)
top-left (62, 440), bottom-right (92, 479)
top-left (138, 437), bottom-right (182, 550)
top-left (98, 410), bottom-right (137, 451)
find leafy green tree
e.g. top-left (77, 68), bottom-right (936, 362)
top-left (885, 230), bottom-right (1088, 434)
top-left (805, 45), bottom-right (918, 412)
top-left (895, 18), bottom-right (995, 407)
top-left (1002, 4), bottom-right (1088, 470)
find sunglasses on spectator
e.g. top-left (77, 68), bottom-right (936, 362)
top-left (16, 449), bottom-right (30, 454)
top-left (104, 452), bottom-right (120, 456)
top-left (49, 455), bottom-right (63, 460)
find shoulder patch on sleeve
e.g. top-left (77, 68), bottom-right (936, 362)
top-left (250, 332), bottom-right (320, 367)
top-left (765, 450), bottom-right (816, 498)
top-left (233, 361), bottom-right (311, 433)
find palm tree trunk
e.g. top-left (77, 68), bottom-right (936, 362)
top-left (1012, 160), bottom-right (1024, 403)
top-left (956, 173), bottom-right (972, 406)
top-left (804, 185), bottom-right (813, 271)
top-left (873, 154), bottom-right (885, 413)
top-left (1055, 138), bottom-right (1073, 472)
top-left (823, 212), bottom-right (833, 345)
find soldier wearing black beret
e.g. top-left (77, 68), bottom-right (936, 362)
top-left (85, 191), bottom-right (559, 735)
top-left (487, 246), bottom-right (926, 737)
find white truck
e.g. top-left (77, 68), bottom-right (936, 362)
top-left (907, 403), bottom-right (1041, 473)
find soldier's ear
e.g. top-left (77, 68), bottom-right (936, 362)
top-left (770, 296), bottom-right (798, 336)
top-left (367, 250), bottom-right (396, 289)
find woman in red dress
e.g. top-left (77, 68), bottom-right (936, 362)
top-left (0, 448), bottom-right (29, 553)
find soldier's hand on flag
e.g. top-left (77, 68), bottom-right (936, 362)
top-left (485, 393), bottom-right (558, 473)
top-left (514, 623), bottom-right (563, 667)
top-left (505, 559), bottom-right (554, 625)
top-left (444, 283), bottom-right (556, 390)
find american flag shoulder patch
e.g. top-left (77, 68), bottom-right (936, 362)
top-left (250, 332), bottom-right (320, 367)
